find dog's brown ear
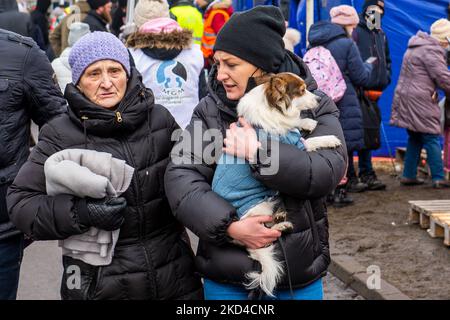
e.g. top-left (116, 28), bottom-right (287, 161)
top-left (266, 75), bottom-right (289, 112)
top-left (253, 73), bottom-right (275, 86)
top-left (288, 81), bottom-right (306, 98)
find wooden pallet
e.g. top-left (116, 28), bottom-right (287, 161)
top-left (408, 200), bottom-right (450, 247)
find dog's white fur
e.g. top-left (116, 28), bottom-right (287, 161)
top-left (234, 73), bottom-right (341, 297)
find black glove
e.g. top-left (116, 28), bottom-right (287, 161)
top-left (77, 196), bottom-right (127, 231)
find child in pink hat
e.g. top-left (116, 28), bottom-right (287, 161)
top-left (330, 5), bottom-right (360, 37)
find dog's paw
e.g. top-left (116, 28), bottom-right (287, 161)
top-left (326, 135), bottom-right (342, 148)
top-left (273, 211), bottom-right (287, 224)
top-left (298, 118), bottom-right (317, 132)
top-left (304, 135), bottom-right (342, 151)
top-left (272, 221), bottom-right (294, 233)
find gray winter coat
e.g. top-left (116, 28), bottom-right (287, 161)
top-left (390, 31), bottom-right (450, 135)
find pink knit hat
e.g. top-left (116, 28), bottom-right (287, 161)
top-left (330, 5), bottom-right (359, 26)
top-left (138, 17), bottom-right (182, 34)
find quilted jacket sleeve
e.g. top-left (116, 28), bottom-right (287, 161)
top-left (7, 122), bottom-right (89, 240)
top-left (23, 43), bottom-right (67, 127)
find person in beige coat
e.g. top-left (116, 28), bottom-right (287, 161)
top-left (49, 0), bottom-right (90, 57)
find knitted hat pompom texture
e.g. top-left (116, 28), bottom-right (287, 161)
top-left (430, 18), bottom-right (450, 43)
top-left (330, 5), bottom-right (359, 26)
top-left (213, 5), bottom-right (286, 73)
top-left (69, 32), bottom-right (131, 84)
top-left (134, 0), bottom-right (170, 28)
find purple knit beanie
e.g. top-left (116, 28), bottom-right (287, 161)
top-left (69, 31), bottom-right (131, 84)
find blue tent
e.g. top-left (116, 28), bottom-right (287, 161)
top-left (233, 0), bottom-right (450, 157)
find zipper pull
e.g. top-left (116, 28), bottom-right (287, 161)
top-left (116, 111), bottom-right (123, 123)
top-left (81, 115), bottom-right (88, 121)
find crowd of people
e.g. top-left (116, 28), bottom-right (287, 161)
top-left (0, 0), bottom-right (450, 301)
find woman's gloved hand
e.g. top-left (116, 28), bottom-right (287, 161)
top-left (77, 196), bottom-right (127, 231)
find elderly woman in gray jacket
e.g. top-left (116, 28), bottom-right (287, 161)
top-left (390, 19), bottom-right (450, 189)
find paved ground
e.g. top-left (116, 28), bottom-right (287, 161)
top-left (17, 239), bottom-right (362, 300)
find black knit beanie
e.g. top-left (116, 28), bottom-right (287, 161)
top-left (213, 5), bottom-right (286, 73)
top-left (362, 0), bottom-right (384, 14)
top-left (87, 0), bottom-right (111, 10)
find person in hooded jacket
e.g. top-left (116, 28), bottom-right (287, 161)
top-left (7, 31), bottom-right (203, 300)
top-left (390, 19), bottom-right (450, 189)
top-left (308, 5), bottom-right (374, 199)
top-left (165, 6), bottom-right (347, 300)
top-left (353, 0), bottom-right (391, 191)
top-left (127, 0), bottom-right (204, 129)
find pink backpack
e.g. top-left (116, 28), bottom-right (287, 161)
top-left (304, 46), bottom-right (347, 102)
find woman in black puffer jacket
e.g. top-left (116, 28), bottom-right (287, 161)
top-left (7, 32), bottom-right (202, 300)
top-left (165, 6), bottom-right (347, 300)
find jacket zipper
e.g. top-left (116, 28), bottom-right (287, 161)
top-left (115, 112), bottom-right (123, 123)
top-left (119, 85), bottom-right (157, 297)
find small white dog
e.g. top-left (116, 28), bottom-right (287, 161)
top-left (234, 72), bottom-right (341, 296)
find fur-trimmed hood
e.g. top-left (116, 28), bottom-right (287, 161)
top-left (126, 29), bottom-right (193, 50)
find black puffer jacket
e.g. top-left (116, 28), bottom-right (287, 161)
top-left (165, 51), bottom-right (347, 290)
top-left (7, 68), bottom-right (203, 300)
top-left (0, 29), bottom-right (65, 240)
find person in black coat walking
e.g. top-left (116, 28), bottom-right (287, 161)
top-left (165, 6), bottom-right (347, 300)
top-left (7, 32), bottom-right (202, 300)
top-left (0, 28), bottom-right (66, 300)
top-left (353, 0), bottom-right (391, 191)
top-left (83, 0), bottom-right (112, 32)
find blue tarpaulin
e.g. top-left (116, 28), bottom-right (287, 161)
top-left (234, 0), bottom-right (450, 157)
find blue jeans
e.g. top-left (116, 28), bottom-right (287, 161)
top-left (0, 234), bottom-right (24, 300)
top-left (403, 130), bottom-right (444, 181)
top-left (203, 278), bottom-right (323, 300)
